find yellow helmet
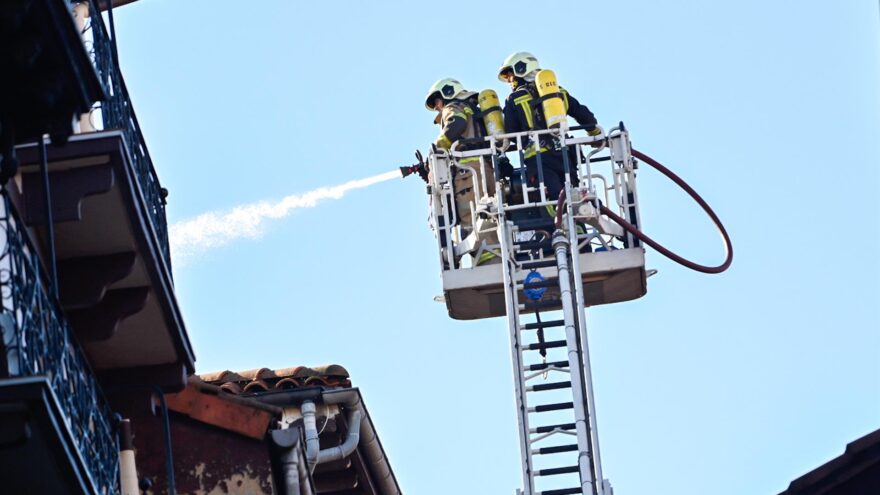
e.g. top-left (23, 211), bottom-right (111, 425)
top-left (425, 78), bottom-right (469, 110)
top-left (498, 51), bottom-right (540, 82)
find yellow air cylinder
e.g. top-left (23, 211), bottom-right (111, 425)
top-left (536, 69), bottom-right (567, 128)
top-left (478, 89), bottom-right (505, 136)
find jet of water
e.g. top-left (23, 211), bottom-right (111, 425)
top-left (170, 170), bottom-right (400, 261)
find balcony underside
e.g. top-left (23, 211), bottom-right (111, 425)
top-left (0, 377), bottom-right (99, 494)
top-left (442, 248), bottom-right (648, 320)
top-left (16, 131), bottom-right (193, 388)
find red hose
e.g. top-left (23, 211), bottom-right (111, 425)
top-left (558, 148), bottom-right (733, 274)
top-left (555, 191), bottom-right (567, 228)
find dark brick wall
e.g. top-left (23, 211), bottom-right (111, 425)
top-left (132, 411), bottom-right (275, 495)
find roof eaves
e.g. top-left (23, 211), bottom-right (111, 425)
top-left (321, 388), bottom-right (402, 495)
top-left (780, 428), bottom-right (880, 494)
top-left (164, 377), bottom-right (282, 440)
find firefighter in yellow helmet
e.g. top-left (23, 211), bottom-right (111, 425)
top-left (497, 52), bottom-right (601, 200)
top-left (424, 78), bottom-right (498, 265)
top-left (425, 78), bottom-right (481, 151)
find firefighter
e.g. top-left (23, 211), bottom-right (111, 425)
top-left (497, 52), bottom-right (602, 200)
top-left (425, 78), bottom-right (498, 265)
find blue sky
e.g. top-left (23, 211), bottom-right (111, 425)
top-left (113, 1), bottom-right (879, 494)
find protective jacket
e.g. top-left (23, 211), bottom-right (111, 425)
top-left (502, 81), bottom-right (597, 157)
top-left (435, 98), bottom-right (484, 151)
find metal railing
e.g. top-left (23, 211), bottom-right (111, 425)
top-left (0, 191), bottom-right (119, 494)
top-left (77, 0), bottom-right (171, 269)
top-left (428, 125), bottom-right (641, 270)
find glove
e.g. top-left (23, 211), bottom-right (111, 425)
top-left (587, 127), bottom-right (605, 148)
top-left (434, 134), bottom-right (452, 150)
top-left (497, 156), bottom-right (514, 179)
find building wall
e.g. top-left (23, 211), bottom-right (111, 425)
top-left (134, 412), bottom-right (275, 495)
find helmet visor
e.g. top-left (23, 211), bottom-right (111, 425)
top-left (425, 91), bottom-right (443, 110)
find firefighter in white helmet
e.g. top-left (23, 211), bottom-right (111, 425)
top-left (497, 52), bottom-right (601, 200)
top-left (425, 78), bottom-right (498, 265)
top-left (425, 78), bottom-right (477, 149)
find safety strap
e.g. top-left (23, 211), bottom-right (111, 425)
top-left (464, 99), bottom-right (487, 139)
top-left (473, 105), bottom-right (502, 119)
top-left (528, 92), bottom-right (565, 108)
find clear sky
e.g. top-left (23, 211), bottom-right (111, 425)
top-left (112, 1), bottom-right (879, 494)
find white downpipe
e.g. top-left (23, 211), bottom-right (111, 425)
top-left (297, 389), bottom-right (399, 494)
top-left (316, 409), bottom-right (363, 464)
top-left (321, 389), bottom-right (399, 495)
top-left (272, 426), bottom-right (314, 495)
top-left (301, 401), bottom-right (320, 467)
top-left (303, 400), bottom-right (363, 467)
top-left (280, 447), bottom-right (300, 495)
top-left (118, 419), bottom-right (139, 495)
top-left (306, 389), bottom-right (400, 495)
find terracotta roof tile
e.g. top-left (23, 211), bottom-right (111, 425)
top-left (197, 364), bottom-right (351, 395)
top-left (219, 382), bottom-right (243, 394)
top-left (236, 367), bottom-right (276, 381)
top-left (242, 379), bottom-right (270, 393)
top-left (198, 370), bottom-right (246, 383)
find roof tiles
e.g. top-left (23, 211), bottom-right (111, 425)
top-left (198, 364), bottom-right (351, 395)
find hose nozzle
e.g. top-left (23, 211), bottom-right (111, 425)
top-left (400, 165), bottom-right (418, 178)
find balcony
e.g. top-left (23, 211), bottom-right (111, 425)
top-left (0, 0), bottom-right (105, 148)
top-left (13, 0), bottom-right (194, 389)
top-left (0, 191), bottom-right (119, 494)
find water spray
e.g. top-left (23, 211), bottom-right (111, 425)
top-left (170, 169), bottom-right (401, 261)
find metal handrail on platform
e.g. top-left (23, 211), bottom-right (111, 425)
top-left (428, 125), bottom-right (642, 272)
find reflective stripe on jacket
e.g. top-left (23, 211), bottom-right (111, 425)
top-left (502, 81), bottom-right (598, 157)
top-left (436, 99), bottom-right (484, 162)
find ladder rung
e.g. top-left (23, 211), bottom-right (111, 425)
top-left (531, 422), bottom-right (576, 434)
top-left (525, 339), bottom-right (566, 351)
top-left (521, 260), bottom-right (557, 270)
top-left (524, 319), bottom-right (565, 330)
top-left (536, 465), bottom-right (580, 477)
top-left (524, 299), bottom-right (562, 310)
top-left (526, 360), bottom-right (568, 371)
top-left (530, 402), bottom-right (574, 413)
top-left (536, 488), bottom-right (583, 495)
top-left (533, 443), bottom-right (579, 455)
top-left (528, 381), bottom-right (572, 392)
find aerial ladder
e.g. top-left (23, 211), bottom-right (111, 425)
top-left (414, 103), bottom-right (732, 495)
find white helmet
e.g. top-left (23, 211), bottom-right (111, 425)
top-left (424, 78), bottom-right (474, 110)
top-left (498, 51), bottom-right (540, 82)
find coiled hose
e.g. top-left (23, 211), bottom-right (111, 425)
top-left (556, 148), bottom-right (733, 274)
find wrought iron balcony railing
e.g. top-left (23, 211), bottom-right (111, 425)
top-left (77, 0), bottom-right (171, 269)
top-left (0, 189), bottom-right (120, 494)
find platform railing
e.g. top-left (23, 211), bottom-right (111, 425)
top-left (0, 190), bottom-right (120, 495)
top-left (429, 125), bottom-right (640, 271)
top-left (75, 0), bottom-right (171, 270)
